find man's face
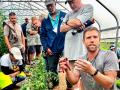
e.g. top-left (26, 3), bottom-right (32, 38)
top-left (46, 3), bottom-right (56, 14)
top-left (32, 19), bottom-right (38, 26)
top-left (84, 30), bottom-right (100, 52)
top-left (10, 54), bottom-right (18, 62)
top-left (68, 0), bottom-right (81, 12)
top-left (9, 15), bottom-right (17, 24)
top-left (25, 19), bottom-right (29, 23)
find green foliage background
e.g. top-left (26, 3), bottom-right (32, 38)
top-left (0, 11), bottom-right (7, 56)
top-left (100, 42), bottom-right (120, 50)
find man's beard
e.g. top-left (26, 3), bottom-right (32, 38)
top-left (12, 21), bottom-right (16, 25)
top-left (49, 9), bottom-right (56, 15)
top-left (87, 44), bottom-right (99, 52)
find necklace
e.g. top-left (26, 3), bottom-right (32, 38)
top-left (87, 50), bottom-right (100, 67)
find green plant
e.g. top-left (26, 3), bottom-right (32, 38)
top-left (21, 56), bottom-right (48, 90)
top-left (21, 56), bottom-right (59, 90)
top-left (46, 71), bottom-right (59, 89)
top-left (0, 10), bottom-right (7, 56)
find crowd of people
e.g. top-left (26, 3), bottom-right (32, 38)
top-left (0, 0), bottom-right (120, 90)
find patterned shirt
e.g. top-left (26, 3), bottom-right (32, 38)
top-left (26, 23), bottom-right (41, 46)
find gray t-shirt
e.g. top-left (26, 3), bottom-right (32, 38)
top-left (76, 50), bottom-right (119, 90)
top-left (62, 4), bottom-right (93, 60)
top-left (4, 21), bottom-right (23, 49)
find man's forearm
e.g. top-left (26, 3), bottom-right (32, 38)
top-left (28, 29), bottom-right (38, 35)
top-left (60, 23), bottom-right (73, 32)
top-left (4, 36), bottom-right (11, 50)
top-left (9, 71), bottom-right (20, 78)
top-left (67, 19), bottom-right (82, 27)
top-left (21, 32), bottom-right (25, 47)
top-left (66, 69), bottom-right (79, 85)
top-left (93, 71), bottom-right (117, 89)
top-left (30, 30), bottom-right (38, 35)
top-left (60, 19), bottom-right (82, 32)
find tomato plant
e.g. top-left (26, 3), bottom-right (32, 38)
top-left (21, 56), bottom-right (59, 90)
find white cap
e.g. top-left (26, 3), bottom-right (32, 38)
top-left (110, 44), bottom-right (115, 50)
top-left (45, 0), bottom-right (55, 6)
top-left (10, 47), bottom-right (23, 60)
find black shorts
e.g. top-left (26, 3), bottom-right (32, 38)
top-left (28, 45), bottom-right (41, 54)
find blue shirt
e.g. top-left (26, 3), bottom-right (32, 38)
top-left (40, 11), bottom-right (66, 53)
top-left (49, 11), bottom-right (60, 34)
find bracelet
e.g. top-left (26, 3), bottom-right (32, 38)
top-left (91, 69), bottom-right (99, 77)
top-left (65, 21), bottom-right (68, 25)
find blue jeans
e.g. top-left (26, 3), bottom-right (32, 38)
top-left (45, 53), bottom-right (62, 87)
top-left (45, 53), bottom-right (61, 73)
top-left (2, 76), bottom-right (25, 90)
top-left (14, 76), bottom-right (25, 84)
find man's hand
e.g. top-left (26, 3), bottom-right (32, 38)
top-left (13, 66), bottom-right (20, 72)
top-left (28, 30), bottom-right (38, 35)
top-left (67, 18), bottom-right (81, 27)
top-left (46, 48), bottom-right (53, 56)
top-left (9, 71), bottom-right (20, 78)
top-left (59, 57), bottom-right (71, 72)
top-left (21, 46), bottom-right (25, 53)
top-left (76, 23), bottom-right (85, 32)
top-left (74, 58), bottom-right (96, 75)
top-left (67, 19), bottom-right (85, 31)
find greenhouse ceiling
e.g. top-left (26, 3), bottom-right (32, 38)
top-left (0, 0), bottom-right (120, 40)
top-left (0, 0), bottom-right (71, 22)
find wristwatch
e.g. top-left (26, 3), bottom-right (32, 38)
top-left (91, 69), bottom-right (99, 77)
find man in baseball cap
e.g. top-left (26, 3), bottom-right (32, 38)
top-left (41, 0), bottom-right (66, 89)
top-left (45, 0), bottom-right (55, 6)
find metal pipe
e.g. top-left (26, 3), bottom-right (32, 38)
top-left (1, 0), bottom-right (65, 3)
top-left (101, 26), bottom-right (120, 31)
top-left (56, 2), bottom-right (69, 12)
top-left (96, 0), bottom-right (119, 52)
top-left (94, 19), bottom-right (101, 30)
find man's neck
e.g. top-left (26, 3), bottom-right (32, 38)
top-left (74, 3), bottom-right (84, 12)
top-left (79, 3), bottom-right (83, 9)
top-left (10, 21), bottom-right (16, 26)
top-left (50, 11), bottom-right (57, 19)
top-left (87, 49), bottom-right (99, 61)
